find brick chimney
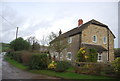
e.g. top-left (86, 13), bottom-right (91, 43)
top-left (78, 19), bottom-right (83, 26)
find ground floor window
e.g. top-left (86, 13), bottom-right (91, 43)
top-left (67, 52), bottom-right (72, 60)
top-left (97, 53), bottom-right (102, 62)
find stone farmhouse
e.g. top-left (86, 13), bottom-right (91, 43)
top-left (50, 19), bottom-right (115, 63)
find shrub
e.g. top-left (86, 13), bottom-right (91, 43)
top-left (48, 61), bottom-right (57, 69)
top-left (55, 61), bottom-right (71, 72)
top-left (77, 48), bottom-right (86, 62)
top-left (75, 63), bottom-right (102, 75)
top-left (112, 57), bottom-right (120, 76)
top-left (21, 51), bottom-right (32, 65)
top-left (77, 48), bottom-right (98, 62)
top-left (87, 48), bottom-right (98, 62)
top-left (12, 51), bottom-right (22, 63)
top-left (102, 64), bottom-right (115, 75)
top-left (29, 54), bottom-right (48, 70)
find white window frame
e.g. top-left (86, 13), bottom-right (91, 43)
top-left (67, 52), bottom-right (72, 60)
top-left (55, 52), bottom-right (58, 58)
top-left (68, 37), bottom-right (72, 43)
top-left (97, 53), bottom-right (102, 62)
top-left (103, 37), bottom-right (107, 44)
top-left (92, 35), bottom-right (97, 43)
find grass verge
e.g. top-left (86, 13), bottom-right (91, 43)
top-left (5, 56), bottom-right (113, 79)
top-left (4, 56), bottom-right (28, 70)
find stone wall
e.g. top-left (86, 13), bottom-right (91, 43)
top-left (81, 24), bottom-right (115, 62)
top-left (109, 31), bottom-right (115, 62)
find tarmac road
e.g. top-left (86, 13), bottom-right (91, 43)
top-left (2, 53), bottom-right (59, 79)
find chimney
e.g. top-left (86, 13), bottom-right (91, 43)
top-left (59, 29), bottom-right (62, 36)
top-left (78, 19), bottom-right (83, 26)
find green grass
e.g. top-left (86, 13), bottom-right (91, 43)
top-left (5, 56), bottom-right (28, 70)
top-left (5, 56), bottom-right (113, 79)
top-left (29, 70), bottom-right (112, 79)
top-left (66, 67), bottom-right (75, 72)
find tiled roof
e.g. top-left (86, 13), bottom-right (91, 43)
top-left (51, 19), bottom-right (115, 43)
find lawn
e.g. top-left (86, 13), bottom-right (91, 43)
top-left (5, 56), bottom-right (113, 79)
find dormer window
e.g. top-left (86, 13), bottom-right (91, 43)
top-left (103, 37), bottom-right (107, 44)
top-left (68, 37), bottom-right (72, 43)
top-left (92, 35), bottom-right (97, 43)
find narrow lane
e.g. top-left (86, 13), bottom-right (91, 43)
top-left (2, 56), bottom-right (59, 79)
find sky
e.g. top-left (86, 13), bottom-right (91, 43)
top-left (0, 1), bottom-right (118, 48)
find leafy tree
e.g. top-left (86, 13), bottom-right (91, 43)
top-left (10, 37), bottom-right (30, 51)
top-left (114, 48), bottom-right (120, 58)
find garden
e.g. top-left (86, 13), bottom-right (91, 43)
top-left (4, 37), bottom-right (120, 79)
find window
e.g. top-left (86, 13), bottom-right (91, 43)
top-left (92, 35), bottom-right (97, 42)
top-left (97, 53), bottom-right (102, 62)
top-left (67, 52), bottom-right (72, 60)
top-left (103, 37), bottom-right (107, 44)
top-left (55, 52), bottom-right (58, 58)
top-left (60, 53), bottom-right (62, 58)
top-left (68, 37), bottom-right (72, 43)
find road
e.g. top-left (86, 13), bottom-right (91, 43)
top-left (2, 52), bottom-right (59, 79)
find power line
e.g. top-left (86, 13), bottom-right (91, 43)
top-left (0, 15), bottom-right (17, 27)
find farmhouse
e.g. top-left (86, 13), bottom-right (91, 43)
top-left (50, 19), bottom-right (115, 62)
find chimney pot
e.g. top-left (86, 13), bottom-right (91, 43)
top-left (78, 19), bottom-right (83, 26)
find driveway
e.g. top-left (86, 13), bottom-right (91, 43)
top-left (2, 54), bottom-right (59, 79)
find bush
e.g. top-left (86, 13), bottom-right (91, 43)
top-left (112, 57), bottom-right (120, 76)
top-left (48, 61), bottom-right (57, 69)
top-left (21, 51), bottom-right (32, 65)
top-left (77, 48), bottom-right (98, 62)
top-left (75, 63), bottom-right (103, 75)
top-left (102, 64), bottom-right (115, 75)
top-left (29, 54), bottom-right (48, 70)
top-left (55, 61), bottom-right (71, 72)
top-left (6, 51), bottom-right (23, 63)
top-left (12, 51), bottom-right (22, 63)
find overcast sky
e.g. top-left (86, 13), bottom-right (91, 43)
top-left (0, 1), bottom-right (118, 48)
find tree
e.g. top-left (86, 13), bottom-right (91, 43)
top-left (10, 37), bottom-right (30, 51)
top-left (48, 32), bottom-right (69, 61)
top-left (114, 48), bottom-right (120, 58)
top-left (27, 36), bottom-right (40, 51)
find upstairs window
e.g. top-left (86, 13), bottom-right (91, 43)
top-left (68, 37), bottom-right (72, 43)
top-left (103, 37), bottom-right (107, 44)
top-left (92, 35), bottom-right (97, 43)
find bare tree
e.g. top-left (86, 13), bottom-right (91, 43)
top-left (39, 35), bottom-right (48, 53)
top-left (27, 36), bottom-right (40, 51)
top-left (48, 32), bottom-right (69, 61)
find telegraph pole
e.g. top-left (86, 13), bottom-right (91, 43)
top-left (16, 27), bottom-right (19, 39)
